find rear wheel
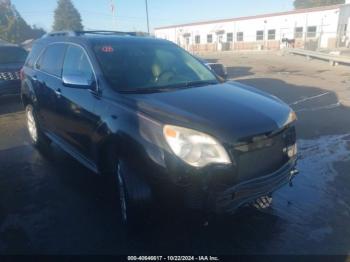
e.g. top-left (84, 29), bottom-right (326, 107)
top-left (25, 104), bottom-right (51, 149)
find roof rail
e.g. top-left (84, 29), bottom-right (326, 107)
top-left (76, 30), bottom-right (139, 36)
top-left (42, 30), bottom-right (149, 38)
top-left (43, 31), bottom-right (77, 38)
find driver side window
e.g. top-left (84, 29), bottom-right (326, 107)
top-left (63, 45), bottom-right (94, 85)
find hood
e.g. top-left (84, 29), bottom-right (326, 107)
top-left (125, 81), bottom-right (293, 144)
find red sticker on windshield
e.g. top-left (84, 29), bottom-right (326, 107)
top-left (101, 46), bottom-right (114, 53)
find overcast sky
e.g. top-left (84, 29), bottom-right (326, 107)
top-left (12, 0), bottom-right (294, 32)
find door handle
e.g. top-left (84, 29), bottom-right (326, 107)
top-left (32, 75), bottom-right (38, 81)
top-left (55, 88), bottom-right (62, 97)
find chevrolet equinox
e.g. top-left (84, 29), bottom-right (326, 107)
top-left (21, 31), bottom-right (298, 226)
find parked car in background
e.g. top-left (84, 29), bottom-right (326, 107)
top-left (197, 57), bottom-right (228, 80)
top-left (0, 44), bottom-right (28, 96)
top-left (21, 31), bottom-right (298, 228)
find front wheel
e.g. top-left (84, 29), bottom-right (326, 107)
top-left (114, 161), bottom-right (152, 230)
top-left (117, 164), bottom-right (129, 224)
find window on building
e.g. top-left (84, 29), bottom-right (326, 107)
top-left (185, 37), bottom-right (190, 45)
top-left (227, 33), bottom-right (233, 42)
top-left (268, 29), bottom-right (276, 40)
top-left (256, 30), bottom-right (264, 41)
top-left (307, 26), bottom-right (317, 38)
top-left (295, 27), bottom-right (303, 38)
top-left (207, 34), bottom-right (213, 43)
top-left (237, 32), bottom-right (244, 42)
top-left (341, 24), bottom-right (348, 36)
top-left (195, 35), bottom-right (201, 44)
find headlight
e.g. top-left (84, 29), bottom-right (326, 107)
top-left (285, 110), bottom-right (297, 126)
top-left (163, 125), bottom-right (231, 168)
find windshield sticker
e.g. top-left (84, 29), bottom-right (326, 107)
top-left (101, 46), bottom-right (114, 53)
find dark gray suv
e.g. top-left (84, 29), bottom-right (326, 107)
top-left (0, 44), bottom-right (28, 96)
top-left (21, 31), bottom-right (298, 227)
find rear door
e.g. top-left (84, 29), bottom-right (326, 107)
top-left (33, 43), bottom-right (67, 133)
top-left (55, 44), bottom-right (99, 161)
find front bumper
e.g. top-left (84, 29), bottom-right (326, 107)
top-left (183, 158), bottom-right (297, 214)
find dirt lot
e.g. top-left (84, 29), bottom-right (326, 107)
top-left (1, 52), bottom-right (350, 255)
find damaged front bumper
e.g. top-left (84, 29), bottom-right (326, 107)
top-left (182, 158), bottom-right (298, 214)
top-left (215, 158), bottom-right (298, 213)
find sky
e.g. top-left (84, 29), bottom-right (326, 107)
top-left (11, 0), bottom-right (294, 32)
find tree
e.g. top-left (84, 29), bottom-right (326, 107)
top-left (30, 25), bottom-right (46, 39)
top-left (53, 0), bottom-right (83, 31)
top-left (294, 0), bottom-right (345, 9)
top-left (0, 0), bottom-right (46, 44)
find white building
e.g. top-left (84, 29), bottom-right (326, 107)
top-left (155, 3), bottom-right (350, 52)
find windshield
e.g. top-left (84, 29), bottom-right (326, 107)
top-left (0, 47), bottom-right (28, 64)
top-left (93, 41), bottom-right (218, 92)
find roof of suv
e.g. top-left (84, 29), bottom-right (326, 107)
top-left (36, 31), bottom-right (168, 46)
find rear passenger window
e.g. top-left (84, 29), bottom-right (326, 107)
top-left (25, 44), bottom-right (44, 69)
top-left (36, 44), bottom-right (66, 77)
top-left (62, 45), bottom-right (94, 83)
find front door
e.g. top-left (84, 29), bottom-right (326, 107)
top-left (55, 44), bottom-right (100, 161)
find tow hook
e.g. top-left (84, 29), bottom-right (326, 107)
top-left (289, 169), bottom-right (299, 187)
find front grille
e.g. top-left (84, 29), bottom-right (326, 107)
top-left (233, 127), bottom-right (296, 181)
top-left (0, 71), bottom-right (20, 81)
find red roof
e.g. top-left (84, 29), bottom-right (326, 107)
top-left (154, 4), bottom-right (342, 30)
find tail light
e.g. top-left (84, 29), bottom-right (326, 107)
top-left (20, 68), bottom-right (24, 81)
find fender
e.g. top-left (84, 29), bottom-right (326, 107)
top-left (93, 106), bottom-right (166, 179)
top-left (92, 97), bottom-right (166, 171)
top-left (93, 116), bottom-right (154, 204)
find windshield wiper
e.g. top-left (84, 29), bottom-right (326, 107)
top-left (119, 80), bottom-right (219, 94)
top-left (119, 87), bottom-right (176, 94)
top-left (183, 80), bottom-right (218, 87)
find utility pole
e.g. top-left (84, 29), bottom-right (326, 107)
top-left (145, 0), bottom-right (150, 35)
top-left (110, 0), bottom-right (117, 30)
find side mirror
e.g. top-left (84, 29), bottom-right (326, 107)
top-left (62, 75), bottom-right (94, 89)
top-left (208, 63), bottom-right (228, 81)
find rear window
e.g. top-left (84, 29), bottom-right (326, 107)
top-left (25, 43), bottom-right (44, 69)
top-left (0, 46), bottom-right (28, 64)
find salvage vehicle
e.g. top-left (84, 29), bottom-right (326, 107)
top-left (21, 31), bottom-right (298, 226)
top-left (0, 44), bottom-right (28, 96)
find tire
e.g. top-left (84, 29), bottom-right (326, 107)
top-left (113, 160), bottom-right (151, 230)
top-left (25, 104), bottom-right (51, 150)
